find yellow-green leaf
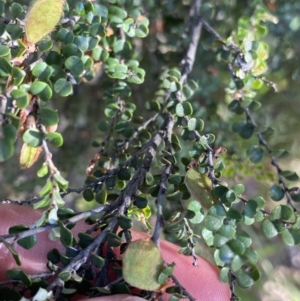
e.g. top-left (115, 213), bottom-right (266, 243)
top-left (123, 238), bottom-right (164, 291)
top-left (25, 0), bottom-right (65, 44)
top-left (19, 143), bottom-right (42, 168)
top-left (185, 168), bottom-right (217, 209)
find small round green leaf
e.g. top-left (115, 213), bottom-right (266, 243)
top-left (135, 24), bottom-right (149, 38)
top-left (36, 38), bottom-right (53, 52)
top-left (53, 172), bottom-right (68, 190)
top-left (188, 118), bottom-right (204, 131)
top-left (32, 62), bottom-right (53, 81)
top-left (289, 229), bottom-right (300, 245)
top-left (74, 36), bottom-right (89, 52)
top-left (59, 271), bottom-right (71, 282)
top-left (231, 184), bottom-right (245, 195)
top-left (176, 102), bottom-right (193, 117)
top-left (30, 81), bottom-right (52, 101)
top-left (1, 239), bottom-right (21, 266)
top-left (232, 120), bottom-right (246, 133)
top-left (227, 207), bottom-right (243, 222)
top-left (270, 205), bottom-right (294, 221)
top-left (239, 123), bottom-right (255, 139)
top-left (243, 200), bottom-right (258, 218)
top-left (228, 99), bottom-right (244, 114)
top-left (47, 248), bottom-right (61, 264)
top-left (166, 190), bottom-right (183, 202)
top-left (246, 145), bottom-right (264, 163)
top-left (117, 168), bottom-right (131, 180)
top-left (187, 200), bottom-right (204, 224)
top-left (17, 235), bottom-right (37, 250)
top-left (281, 228), bottom-right (294, 246)
top-left (39, 107), bottom-right (59, 126)
top-left (11, 89), bottom-right (29, 109)
top-left (83, 188), bottom-right (94, 202)
top-left (202, 228), bottom-right (214, 246)
top-left (6, 269), bottom-right (31, 286)
top-left (95, 190), bottom-right (107, 204)
top-left (119, 215), bottom-right (133, 230)
top-left (269, 184), bottom-right (284, 201)
top-left (0, 57), bottom-right (12, 77)
top-left (219, 267), bottom-right (230, 283)
top-left (236, 231), bottom-right (252, 248)
top-left (109, 6), bottom-right (127, 23)
top-left (272, 149), bottom-right (290, 158)
top-left (22, 129), bottom-right (43, 147)
top-left (104, 103), bottom-right (119, 118)
top-left (204, 214), bottom-right (223, 231)
top-left (45, 132), bottom-right (63, 147)
top-left (280, 170), bottom-right (299, 181)
top-left (219, 244), bottom-right (235, 263)
top-left (6, 24), bottom-right (23, 40)
top-left (106, 176), bottom-right (117, 189)
top-left (135, 195), bottom-right (148, 209)
top-left (12, 67), bottom-right (26, 86)
top-left (58, 221), bottom-right (73, 247)
top-left (0, 45), bottom-right (10, 57)
top-left (91, 253), bottom-right (105, 268)
top-left (249, 196), bottom-right (266, 209)
top-left (78, 233), bottom-right (94, 248)
top-left (54, 78), bottom-right (73, 97)
top-left (107, 232), bottom-right (121, 247)
top-left (56, 28), bottom-right (74, 43)
top-left (227, 239), bottom-right (246, 255)
top-left (65, 56), bottom-right (85, 76)
top-left (9, 224), bottom-right (29, 234)
top-left (261, 219), bottom-right (278, 238)
top-left (236, 266), bottom-right (260, 289)
top-left (46, 51), bottom-right (64, 66)
top-left (37, 163), bottom-right (49, 177)
top-left (225, 189), bottom-right (237, 203)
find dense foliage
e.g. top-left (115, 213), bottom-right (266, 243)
top-left (1, 0), bottom-right (300, 300)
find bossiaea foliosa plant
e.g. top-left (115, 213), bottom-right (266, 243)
top-left (0, 0), bottom-right (299, 300)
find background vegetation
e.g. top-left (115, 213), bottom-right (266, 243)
top-left (1, 0), bottom-right (300, 300)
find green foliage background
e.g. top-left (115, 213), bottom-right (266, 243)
top-left (1, 0), bottom-right (300, 300)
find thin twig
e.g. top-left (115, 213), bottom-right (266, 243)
top-left (152, 114), bottom-right (174, 245)
top-left (253, 75), bottom-right (277, 92)
top-left (202, 17), bottom-right (277, 92)
top-left (120, 112), bottom-right (159, 153)
top-left (201, 18), bottom-right (240, 54)
top-left (0, 205), bottom-right (108, 243)
top-left (0, 94), bottom-right (7, 125)
top-left (38, 124), bottom-right (58, 174)
top-left (2, 1), bottom-right (204, 298)
top-left (229, 271), bottom-right (237, 301)
top-left (0, 271), bottom-right (55, 286)
top-left (180, 0), bottom-right (203, 84)
top-left (1, 138), bottom-right (157, 206)
top-left (86, 97), bottom-right (123, 175)
top-left (0, 122), bottom-right (167, 245)
top-left (228, 64), bottom-right (297, 211)
top-left (47, 118), bottom-right (169, 290)
top-left (47, 216), bottom-right (119, 290)
top-left (170, 274), bottom-right (196, 301)
top-left (106, 276), bottom-right (124, 289)
top-left (207, 148), bottom-right (218, 186)
top-left (183, 218), bottom-right (198, 267)
top-left (207, 148), bottom-right (227, 211)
